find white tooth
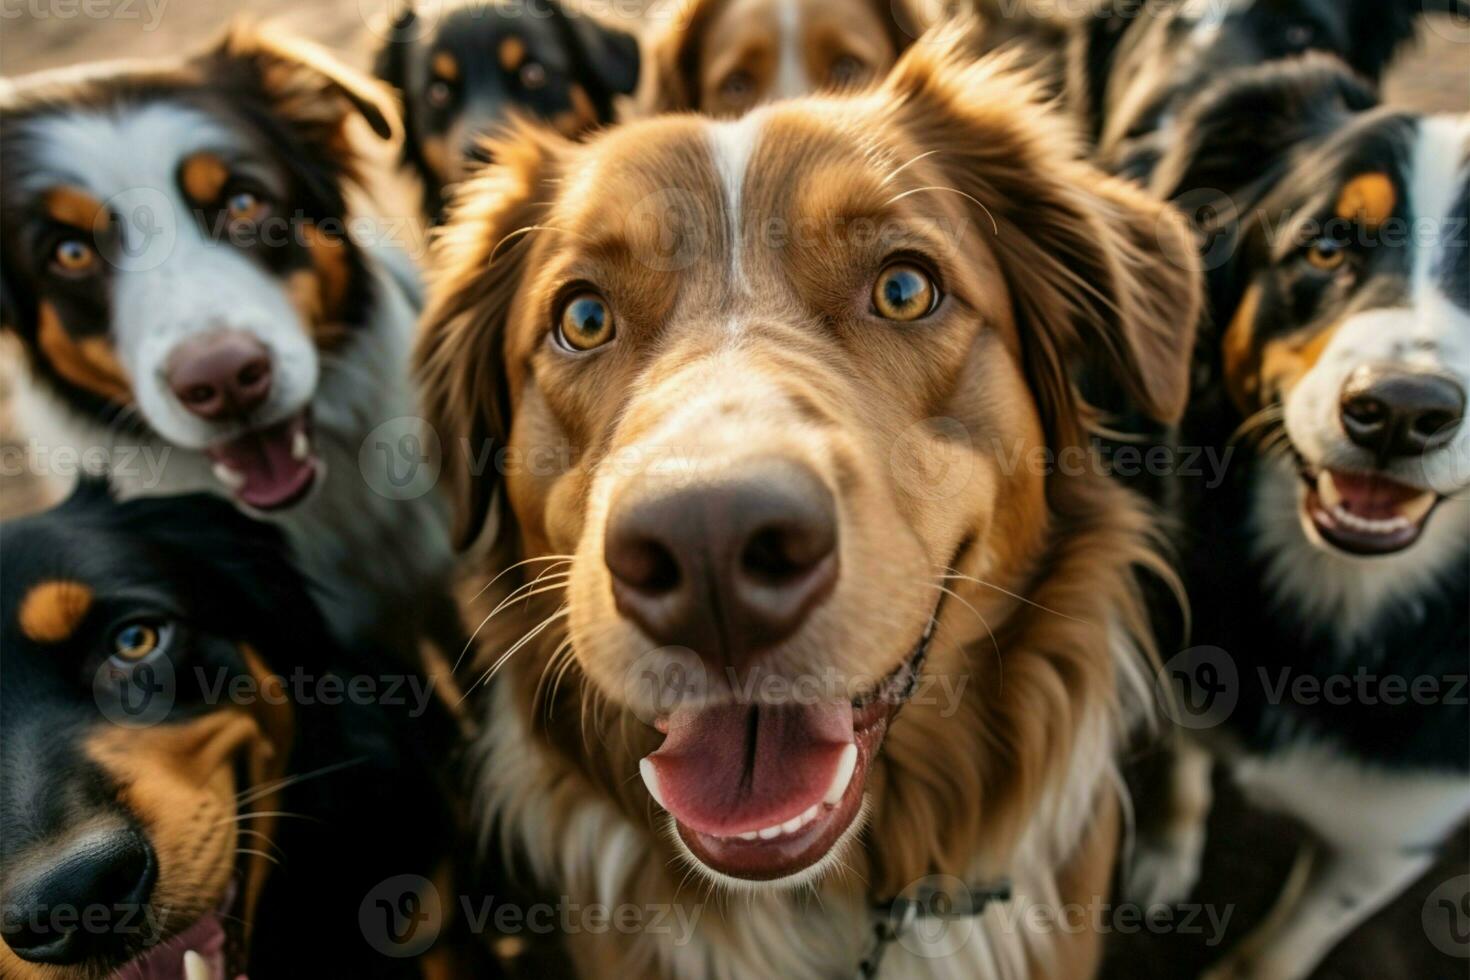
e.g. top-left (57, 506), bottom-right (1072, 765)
top-left (802, 804), bottom-right (819, 826)
top-left (758, 824), bottom-right (782, 840)
top-left (183, 951), bottom-right (210, 980)
top-left (639, 758), bottom-right (667, 810)
top-left (292, 430), bottom-right (310, 461)
top-left (824, 744), bottom-right (858, 807)
top-left (1317, 471), bottom-right (1341, 510)
top-left (212, 463), bottom-right (245, 490)
top-left (739, 830), bottom-right (759, 841)
top-left (781, 815), bottom-right (804, 834)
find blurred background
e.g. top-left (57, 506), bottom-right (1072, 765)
top-left (1, 4), bottom-right (1467, 978)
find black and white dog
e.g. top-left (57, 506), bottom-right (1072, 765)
top-left (1069, 0), bottom-right (1464, 179)
top-left (374, 0), bottom-right (640, 220)
top-left (0, 26), bottom-right (456, 650)
top-left (1136, 55), bottom-right (1469, 980)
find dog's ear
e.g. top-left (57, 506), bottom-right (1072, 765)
top-left (887, 31), bottom-right (1200, 429)
top-left (1150, 54), bottom-right (1378, 203)
top-left (203, 21), bottom-right (400, 145)
top-left (1063, 0), bottom-right (1145, 140)
top-left (1346, 0), bottom-right (1463, 81)
top-left (565, 10), bottom-right (642, 98)
top-left (372, 3), bottom-right (418, 96)
top-left (643, 0), bottom-right (715, 111)
top-left (415, 125), bottom-right (567, 549)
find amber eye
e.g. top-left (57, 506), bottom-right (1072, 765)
top-left (519, 62), bottom-right (547, 90)
top-left (51, 238), bottom-right (98, 277)
top-left (872, 263), bottom-right (938, 321)
top-left (111, 622), bottom-right (161, 661)
top-left (225, 189), bottom-right (267, 224)
top-left (427, 79), bottom-right (454, 109)
top-left (557, 292), bottom-right (615, 351)
top-left (829, 55), bottom-right (866, 87)
top-left (1305, 237), bottom-right (1348, 272)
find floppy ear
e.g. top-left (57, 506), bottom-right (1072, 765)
top-left (1150, 54), bottom-right (1378, 203)
top-left (887, 34), bottom-right (1201, 429)
top-left (415, 124), bottom-right (566, 549)
top-left (565, 10), bottom-right (642, 98)
top-left (643, 0), bottom-right (713, 112)
top-left (202, 21), bottom-right (400, 146)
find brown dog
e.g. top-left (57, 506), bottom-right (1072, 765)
top-left (419, 30), bottom-right (1198, 978)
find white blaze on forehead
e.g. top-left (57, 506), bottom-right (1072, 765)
top-left (706, 108), bottom-right (768, 296)
top-left (1410, 114), bottom-right (1470, 305)
top-left (772, 0), bottom-right (809, 101)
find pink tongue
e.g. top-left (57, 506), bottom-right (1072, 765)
top-left (111, 913), bottom-right (229, 980)
top-left (646, 702), bottom-right (853, 836)
top-left (206, 417), bottom-right (314, 510)
top-left (1328, 470), bottom-right (1425, 519)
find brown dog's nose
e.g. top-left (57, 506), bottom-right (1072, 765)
top-left (1339, 365), bottom-right (1465, 462)
top-left (605, 460), bottom-right (839, 666)
top-left (166, 331), bottom-right (272, 421)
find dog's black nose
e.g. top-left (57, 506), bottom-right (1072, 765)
top-left (1339, 365), bottom-right (1465, 461)
top-left (605, 459), bottom-right (839, 666)
top-left (1, 826), bottom-right (156, 964)
top-left (166, 329), bottom-right (273, 422)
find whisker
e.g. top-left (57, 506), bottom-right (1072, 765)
top-left (884, 185), bottom-right (998, 235)
top-left (940, 568), bottom-right (1090, 625)
top-left (235, 757), bottom-right (365, 807)
top-left (460, 607), bottom-right (569, 704)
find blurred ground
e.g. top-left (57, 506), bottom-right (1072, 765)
top-left (1, 5), bottom-right (1467, 980)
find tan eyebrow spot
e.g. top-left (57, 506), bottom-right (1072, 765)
top-left (498, 37), bottom-right (525, 72)
top-left (19, 580), bottom-right (94, 644)
top-left (180, 152), bottom-right (230, 204)
top-left (43, 186), bottom-right (106, 231)
top-left (1336, 173), bottom-right (1396, 228)
top-left (38, 303), bottom-right (133, 404)
top-left (432, 51), bottom-right (460, 82)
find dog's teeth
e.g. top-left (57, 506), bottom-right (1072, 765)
top-left (739, 830), bottom-right (759, 841)
top-left (781, 814), bottom-right (804, 834)
top-left (758, 824), bottom-right (782, 840)
top-left (639, 758), bottom-right (667, 810)
top-left (183, 950), bottom-right (210, 980)
top-left (824, 743), bottom-right (858, 807)
top-left (213, 463), bottom-right (246, 491)
top-left (1316, 470), bottom-right (1341, 510)
top-left (1400, 490), bottom-right (1436, 524)
top-left (292, 430), bottom-right (310, 461)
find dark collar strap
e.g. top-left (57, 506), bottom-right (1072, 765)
top-left (856, 879), bottom-right (1013, 979)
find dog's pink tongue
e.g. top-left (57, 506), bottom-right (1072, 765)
top-left (205, 416), bottom-right (314, 511)
top-left (645, 702), bottom-right (853, 836)
top-left (111, 913), bottom-right (233, 980)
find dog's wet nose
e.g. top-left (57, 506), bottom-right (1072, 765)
top-left (166, 330), bottom-right (273, 421)
top-left (1339, 365), bottom-right (1465, 461)
top-left (1, 826), bottom-right (156, 964)
top-left (605, 460), bottom-right (839, 665)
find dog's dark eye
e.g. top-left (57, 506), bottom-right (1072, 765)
top-left (1304, 237), bottom-right (1348, 272)
top-left (720, 70), bottom-right (754, 102)
top-left (111, 621), bottom-right (172, 662)
top-left (557, 291), bottom-right (615, 351)
top-left (427, 79), bottom-right (454, 109)
top-left (872, 263), bottom-right (938, 321)
top-left (225, 189), bottom-right (268, 224)
top-left (51, 237), bottom-right (99, 278)
top-left (829, 55), bottom-right (866, 87)
top-left (519, 62), bottom-right (547, 90)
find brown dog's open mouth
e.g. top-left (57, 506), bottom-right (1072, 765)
top-left (1300, 465), bottom-right (1441, 557)
top-left (109, 882), bottom-right (246, 980)
top-left (205, 412), bottom-right (319, 512)
top-left (639, 613), bottom-right (937, 882)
